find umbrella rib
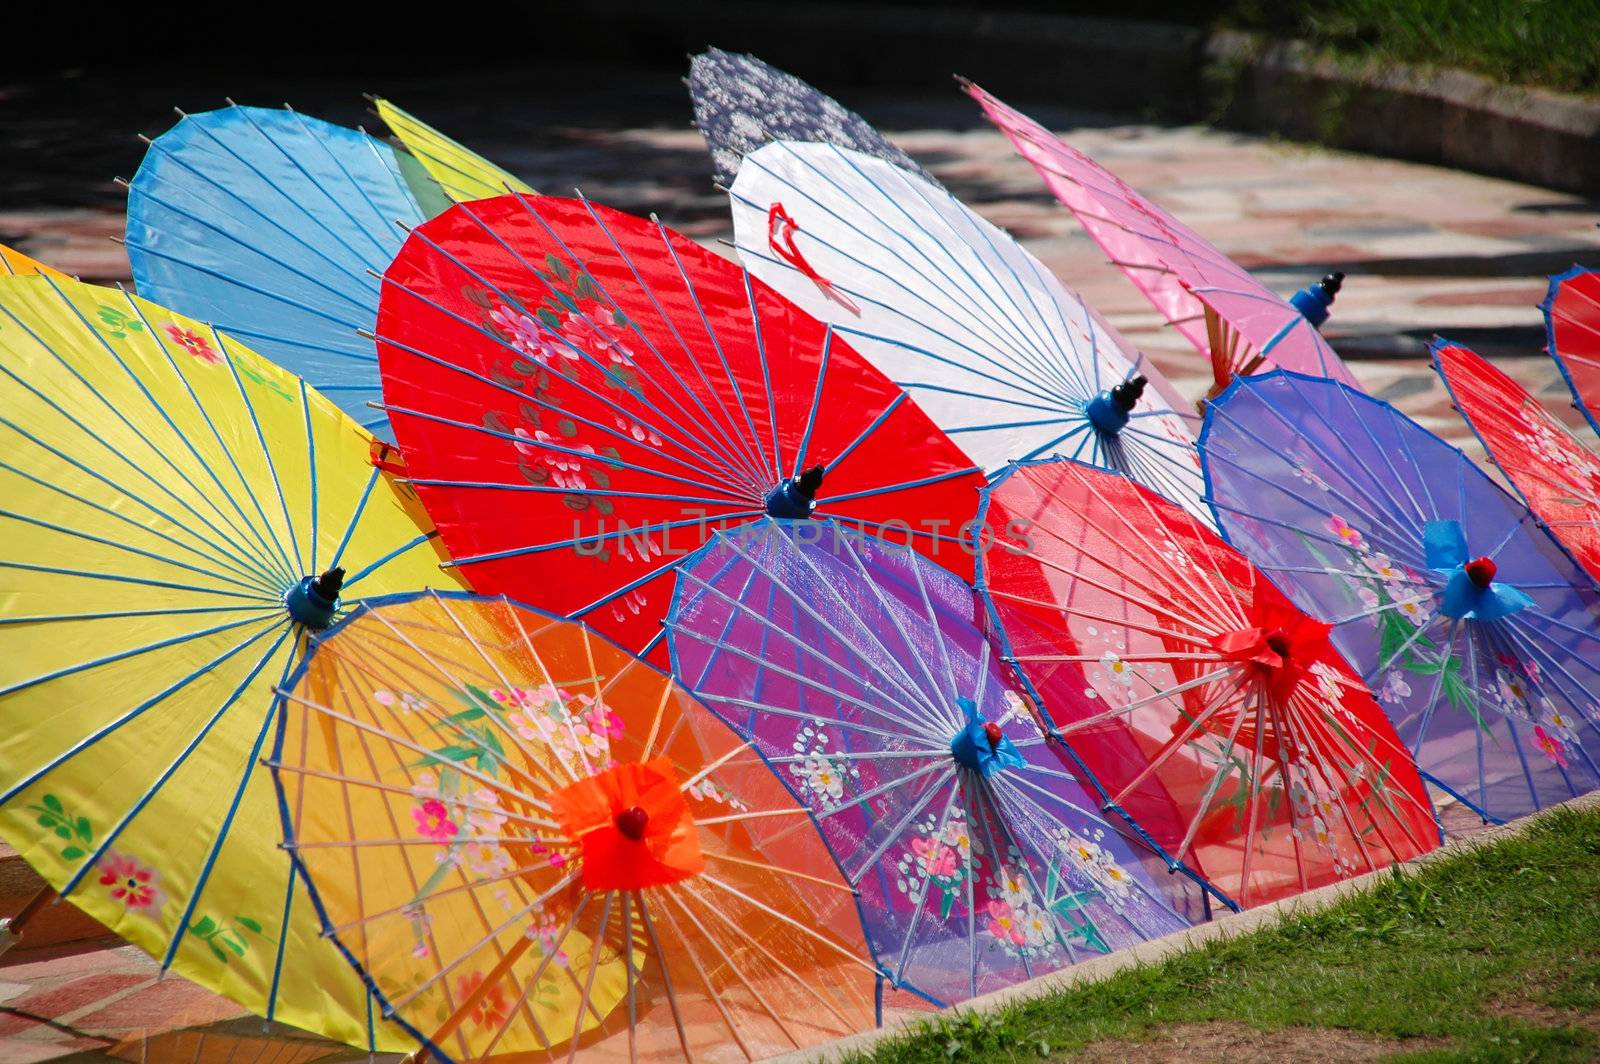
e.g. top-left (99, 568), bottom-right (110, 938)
top-left (876, 148), bottom-right (1095, 400)
top-left (0, 296), bottom-right (293, 586)
top-left (0, 509), bottom-right (281, 599)
top-left (0, 616), bottom-right (288, 810)
top-left (0, 454), bottom-right (282, 594)
top-left (655, 225), bottom-right (776, 482)
top-left (817, 759), bottom-right (951, 824)
top-left (820, 391), bottom-right (907, 474)
top-left (846, 764), bottom-right (956, 885)
top-left (651, 892), bottom-right (760, 1060)
top-left (443, 510), bottom-right (762, 568)
top-left (738, 268), bottom-right (785, 482)
top-left (662, 887), bottom-right (809, 1052)
top-left (381, 237), bottom-right (758, 497)
top-left (745, 148), bottom-right (1087, 403)
top-left (374, 315), bottom-right (754, 493)
top-left (694, 871), bottom-right (884, 973)
top-left (55, 622), bottom-right (294, 901)
top-left (128, 156), bottom-right (384, 313)
top-left (1029, 470), bottom-right (1239, 629)
top-left (577, 196), bottom-right (771, 487)
top-left (819, 465), bottom-right (984, 506)
top-left (672, 537), bottom-right (949, 728)
top-left (1203, 416), bottom-right (1427, 563)
top-left (635, 893), bottom-right (697, 1061)
top-left (831, 533), bottom-right (964, 730)
top-left (552, 196), bottom-right (768, 487)
top-left (158, 114), bottom-right (395, 271)
top-left (268, 106), bottom-right (406, 254)
top-left (110, 288), bottom-right (305, 579)
top-left (379, 399), bottom-right (756, 503)
top-left (214, 328), bottom-right (305, 577)
top-left (888, 783), bottom-right (963, 984)
top-left (674, 877), bottom-right (861, 1032)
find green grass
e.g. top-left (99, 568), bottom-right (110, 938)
top-left (852, 805), bottom-right (1600, 1064)
top-left (1222, 0), bottom-right (1600, 95)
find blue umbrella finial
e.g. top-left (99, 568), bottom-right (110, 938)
top-left (765, 464), bottom-right (825, 518)
top-left (1085, 374), bottom-right (1147, 435)
top-left (285, 566), bottom-right (345, 629)
top-left (1290, 272), bottom-right (1345, 328)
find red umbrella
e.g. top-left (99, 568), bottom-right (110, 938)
top-left (976, 458), bottom-right (1440, 908)
top-left (963, 81), bottom-right (1359, 400)
top-left (1434, 338), bottom-right (1600, 582)
top-left (1544, 266), bottom-right (1600, 438)
top-left (376, 193), bottom-right (983, 660)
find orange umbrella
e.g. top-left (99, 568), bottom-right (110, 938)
top-left (271, 590), bottom-right (878, 1062)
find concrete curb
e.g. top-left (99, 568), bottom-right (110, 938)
top-left (574, 2), bottom-right (1600, 194)
top-left (766, 791), bottom-right (1600, 1063)
top-left (1205, 31), bottom-right (1600, 196)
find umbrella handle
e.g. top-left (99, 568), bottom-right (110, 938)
top-left (0, 884), bottom-right (58, 957)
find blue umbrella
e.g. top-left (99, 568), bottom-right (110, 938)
top-left (665, 518), bottom-right (1194, 1007)
top-left (125, 104), bottom-right (450, 435)
top-left (1201, 369), bottom-right (1600, 826)
top-left (688, 48), bottom-right (936, 191)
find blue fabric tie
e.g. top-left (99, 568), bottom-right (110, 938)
top-left (948, 697), bottom-right (1026, 778)
top-left (1423, 519), bottom-right (1533, 621)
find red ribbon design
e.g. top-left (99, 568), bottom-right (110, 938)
top-left (768, 202), bottom-right (860, 315)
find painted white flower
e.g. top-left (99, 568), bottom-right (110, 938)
top-left (1363, 553), bottom-right (1407, 583)
top-left (1100, 650), bottom-right (1135, 686)
top-left (1379, 671), bottom-right (1412, 705)
top-left (799, 757), bottom-right (845, 802)
top-left (1394, 595), bottom-right (1432, 627)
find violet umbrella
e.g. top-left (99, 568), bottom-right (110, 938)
top-left (666, 519), bottom-right (1196, 1007)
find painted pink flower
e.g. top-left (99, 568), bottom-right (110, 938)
top-left (911, 837), bottom-right (958, 880)
top-left (412, 799), bottom-right (457, 843)
top-left (97, 852), bottom-right (165, 914)
top-left (584, 703), bottom-right (624, 740)
top-left (986, 900), bottom-right (1025, 946)
top-left (163, 323), bottom-right (221, 364)
top-left (1533, 726), bottom-right (1569, 768)
top-left (1327, 515), bottom-right (1363, 550)
top-left (565, 308), bottom-right (632, 365)
top-left (491, 306), bottom-right (567, 364)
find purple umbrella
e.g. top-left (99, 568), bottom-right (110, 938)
top-left (1201, 370), bottom-right (1600, 827)
top-left (665, 519), bottom-right (1194, 1007)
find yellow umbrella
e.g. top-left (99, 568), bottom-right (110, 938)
top-left (0, 242), bottom-right (69, 280)
top-left (0, 273), bottom-right (468, 1052)
top-left (373, 96), bottom-right (535, 203)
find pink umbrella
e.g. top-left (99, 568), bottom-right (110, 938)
top-left (963, 81), bottom-right (1359, 399)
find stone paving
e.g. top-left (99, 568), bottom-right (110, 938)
top-left (5, 77), bottom-right (1599, 455)
top-left (2, 66), bottom-right (1599, 1061)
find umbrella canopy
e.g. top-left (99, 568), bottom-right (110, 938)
top-left (963, 81), bottom-right (1358, 398)
top-left (1202, 370), bottom-right (1600, 826)
top-left (665, 520), bottom-right (1193, 1006)
top-left (0, 273), bottom-right (467, 1050)
top-left (727, 141), bottom-right (1207, 519)
top-left (0, 242), bottom-right (69, 280)
top-left (273, 590), bottom-right (878, 1062)
top-left (976, 458), bottom-right (1439, 909)
top-left (1435, 339), bottom-right (1600, 582)
top-left (1544, 266), bottom-right (1600, 438)
top-left (372, 96), bottom-right (536, 203)
top-left (126, 103), bottom-right (443, 435)
top-left (375, 192), bottom-right (984, 661)
top-left (688, 48), bottom-right (935, 192)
